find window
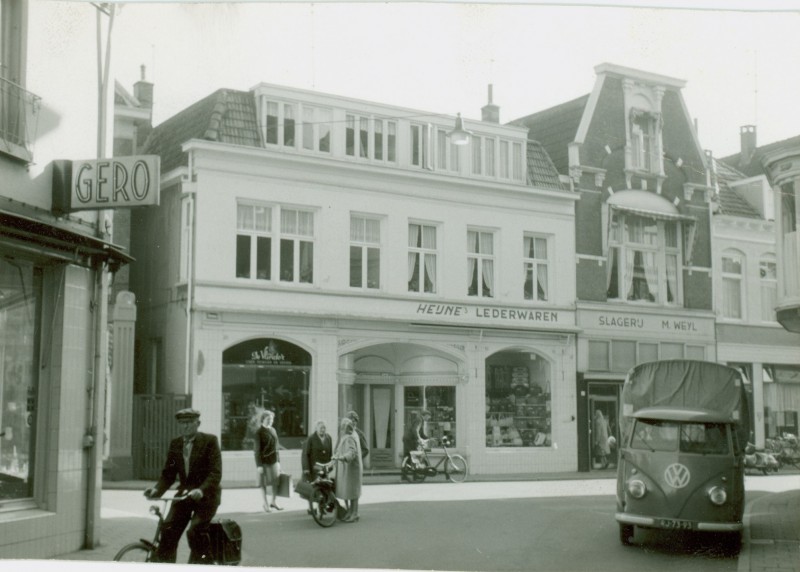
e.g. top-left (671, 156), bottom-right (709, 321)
top-left (606, 212), bottom-right (681, 304)
top-left (346, 115), bottom-right (395, 162)
top-left (512, 142), bottom-right (524, 181)
top-left (721, 251), bottom-right (743, 319)
top-left (408, 223), bottom-right (437, 293)
top-left (435, 128), bottom-right (460, 172)
top-left (760, 257), bottom-right (777, 322)
top-left (280, 209), bottom-right (314, 283)
top-left (499, 141), bottom-right (509, 178)
top-left (0, 258), bottom-right (40, 503)
top-left (471, 135), bottom-right (482, 175)
top-left (262, 100), bottom-right (297, 148)
top-left (467, 230), bottom-right (494, 298)
top-left (410, 124), bottom-right (430, 168)
top-left (283, 103), bottom-right (295, 147)
top-left (350, 215), bottom-right (381, 289)
top-left (629, 110), bottom-right (660, 172)
top-left (404, 386), bottom-right (456, 446)
top-left (301, 106), bottom-right (331, 153)
top-left (523, 235), bottom-right (549, 301)
top-left (236, 203), bottom-right (272, 280)
top-left (486, 352), bottom-right (552, 448)
top-left (485, 138), bottom-right (496, 177)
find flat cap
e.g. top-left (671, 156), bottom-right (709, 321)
top-left (346, 411), bottom-right (359, 423)
top-left (175, 408), bottom-right (201, 420)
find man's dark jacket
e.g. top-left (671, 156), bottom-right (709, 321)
top-left (153, 431), bottom-right (222, 507)
top-left (301, 432), bottom-right (333, 473)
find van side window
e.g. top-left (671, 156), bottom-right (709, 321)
top-left (680, 423), bottom-right (729, 455)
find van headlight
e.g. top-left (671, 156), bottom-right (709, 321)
top-left (708, 486), bottom-right (727, 506)
top-left (627, 479), bottom-right (647, 499)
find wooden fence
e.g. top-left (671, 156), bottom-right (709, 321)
top-left (132, 394), bottom-right (191, 480)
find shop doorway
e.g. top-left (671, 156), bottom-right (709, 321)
top-left (369, 385), bottom-right (394, 469)
top-left (587, 382), bottom-right (620, 471)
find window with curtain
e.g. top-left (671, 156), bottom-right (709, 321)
top-left (467, 230), bottom-right (494, 298)
top-left (523, 234), bottom-right (549, 301)
top-left (261, 99), bottom-right (301, 149)
top-left (408, 223), bottom-right (437, 293)
top-left (629, 110), bottom-right (660, 173)
top-left (485, 138), bottom-right (496, 177)
top-left (279, 208), bottom-right (314, 283)
top-left (760, 256), bottom-right (777, 322)
top-left (499, 141), bottom-right (509, 179)
top-left (283, 103), bottom-right (295, 147)
top-left (410, 124), bottom-right (430, 168)
top-left (266, 101), bottom-right (279, 144)
top-left (301, 106), bottom-right (331, 153)
top-left (471, 135), bottom-right (482, 175)
top-left (606, 212), bottom-right (681, 304)
top-left (350, 215), bottom-right (381, 289)
top-left (236, 203), bottom-right (272, 280)
top-left (721, 252), bottom-right (743, 319)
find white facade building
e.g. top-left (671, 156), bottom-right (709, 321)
top-left (132, 83), bottom-right (579, 483)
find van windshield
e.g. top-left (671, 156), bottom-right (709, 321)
top-left (631, 419), bottom-right (729, 454)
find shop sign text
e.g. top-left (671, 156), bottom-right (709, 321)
top-left (595, 314), bottom-right (701, 333)
top-left (70, 155), bottom-right (160, 210)
top-left (416, 303), bottom-right (559, 324)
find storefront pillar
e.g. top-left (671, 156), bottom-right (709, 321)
top-left (751, 362), bottom-right (765, 447)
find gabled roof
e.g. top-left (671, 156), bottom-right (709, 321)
top-left (526, 140), bottom-right (564, 191)
top-left (713, 158), bottom-right (762, 219)
top-left (508, 94), bottom-right (590, 174)
top-left (721, 133), bottom-right (800, 178)
top-left (143, 89), bottom-right (261, 173)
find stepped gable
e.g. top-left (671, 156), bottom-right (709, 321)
top-left (509, 94), bottom-right (590, 175)
top-left (143, 89), bottom-right (261, 173)
top-left (721, 133), bottom-right (800, 178)
top-left (526, 140), bottom-right (565, 191)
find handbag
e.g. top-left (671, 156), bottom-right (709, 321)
top-left (276, 473), bottom-right (293, 498)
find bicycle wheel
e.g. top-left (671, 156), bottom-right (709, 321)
top-left (445, 454), bottom-right (468, 483)
top-left (114, 542), bottom-right (152, 562)
top-left (310, 488), bottom-right (337, 528)
top-left (402, 455), bottom-right (426, 482)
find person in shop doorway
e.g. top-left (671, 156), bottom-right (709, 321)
top-left (332, 417), bottom-right (363, 522)
top-left (346, 411), bottom-right (370, 461)
top-left (255, 410), bottom-right (283, 512)
top-left (144, 408), bottom-right (222, 564)
top-left (401, 410), bottom-right (430, 482)
top-left (594, 409), bottom-right (611, 469)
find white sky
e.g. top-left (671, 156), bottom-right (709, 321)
top-left (105, 1), bottom-right (800, 158)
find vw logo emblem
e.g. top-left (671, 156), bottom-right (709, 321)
top-left (664, 463), bottom-right (691, 488)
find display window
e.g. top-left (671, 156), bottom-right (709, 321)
top-left (485, 350), bottom-right (551, 447)
top-left (221, 339), bottom-right (311, 451)
top-left (0, 258), bottom-right (40, 502)
top-left (403, 385), bottom-right (456, 446)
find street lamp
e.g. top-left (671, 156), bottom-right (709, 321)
top-left (449, 113), bottom-right (472, 145)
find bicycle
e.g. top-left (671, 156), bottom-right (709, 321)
top-left (113, 494), bottom-right (241, 565)
top-left (400, 436), bottom-right (468, 483)
top-left (307, 462), bottom-right (344, 528)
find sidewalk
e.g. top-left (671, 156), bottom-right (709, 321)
top-left (55, 472), bottom-right (799, 571)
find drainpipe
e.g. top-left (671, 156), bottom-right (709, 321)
top-left (184, 185), bottom-right (196, 395)
top-left (85, 3), bottom-right (115, 549)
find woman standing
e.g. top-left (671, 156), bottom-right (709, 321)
top-left (333, 417), bottom-right (362, 523)
top-left (254, 410), bottom-right (283, 512)
top-left (594, 409), bottom-right (611, 469)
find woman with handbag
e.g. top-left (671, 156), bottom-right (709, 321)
top-left (254, 410), bottom-right (283, 512)
top-left (332, 417), bottom-right (362, 523)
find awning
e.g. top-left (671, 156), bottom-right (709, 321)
top-left (0, 207), bottom-right (134, 272)
top-left (607, 189), bottom-right (696, 222)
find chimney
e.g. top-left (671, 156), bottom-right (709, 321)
top-left (740, 125), bottom-right (757, 166)
top-left (481, 84), bottom-right (500, 124)
top-left (134, 64), bottom-right (154, 111)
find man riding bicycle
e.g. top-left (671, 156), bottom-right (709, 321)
top-left (144, 408), bottom-right (222, 564)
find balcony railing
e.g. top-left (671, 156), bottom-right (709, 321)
top-left (0, 76), bottom-right (41, 163)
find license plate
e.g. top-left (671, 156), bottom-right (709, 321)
top-left (659, 519), bottom-right (694, 530)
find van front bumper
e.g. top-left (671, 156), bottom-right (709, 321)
top-left (615, 513), bottom-right (743, 532)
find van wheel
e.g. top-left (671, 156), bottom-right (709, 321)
top-left (619, 523), bottom-right (634, 546)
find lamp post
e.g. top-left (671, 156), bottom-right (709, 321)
top-left (449, 113), bottom-right (472, 146)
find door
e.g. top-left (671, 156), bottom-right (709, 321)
top-left (369, 385), bottom-right (394, 469)
top-left (587, 383), bottom-right (620, 471)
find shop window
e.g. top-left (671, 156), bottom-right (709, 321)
top-left (607, 212), bottom-right (681, 304)
top-left (0, 258), bottom-right (40, 503)
top-left (523, 234), bottom-right (549, 301)
top-left (350, 214), bottom-right (381, 289)
top-left (485, 351), bottom-right (552, 448)
top-left (467, 229), bottom-right (494, 298)
top-left (221, 339), bottom-right (311, 451)
top-left (404, 386), bottom-right (456, 446)
top-left (236, 203), bottom-right (272, 280)
top-left (760, 256), bottom-right (777, 322)
top-left (721, 251), bottom-right (744, 319)
top-left (408, 222), bottom-right (437, 293)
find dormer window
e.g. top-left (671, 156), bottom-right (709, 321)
top-left (629, 109), bottom-right (660, 173)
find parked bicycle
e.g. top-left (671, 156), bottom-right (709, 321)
top-left (401, 436), bottom-right (468, 483)
top-left (113, 495), bottom-right (241, 565)
top-left (306, 461), bottom-right (344, 528)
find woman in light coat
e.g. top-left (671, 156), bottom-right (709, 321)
top-left (594, 409), bottom-right (611, 469)
top-left (332, 417), bottom-right (362, 522)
